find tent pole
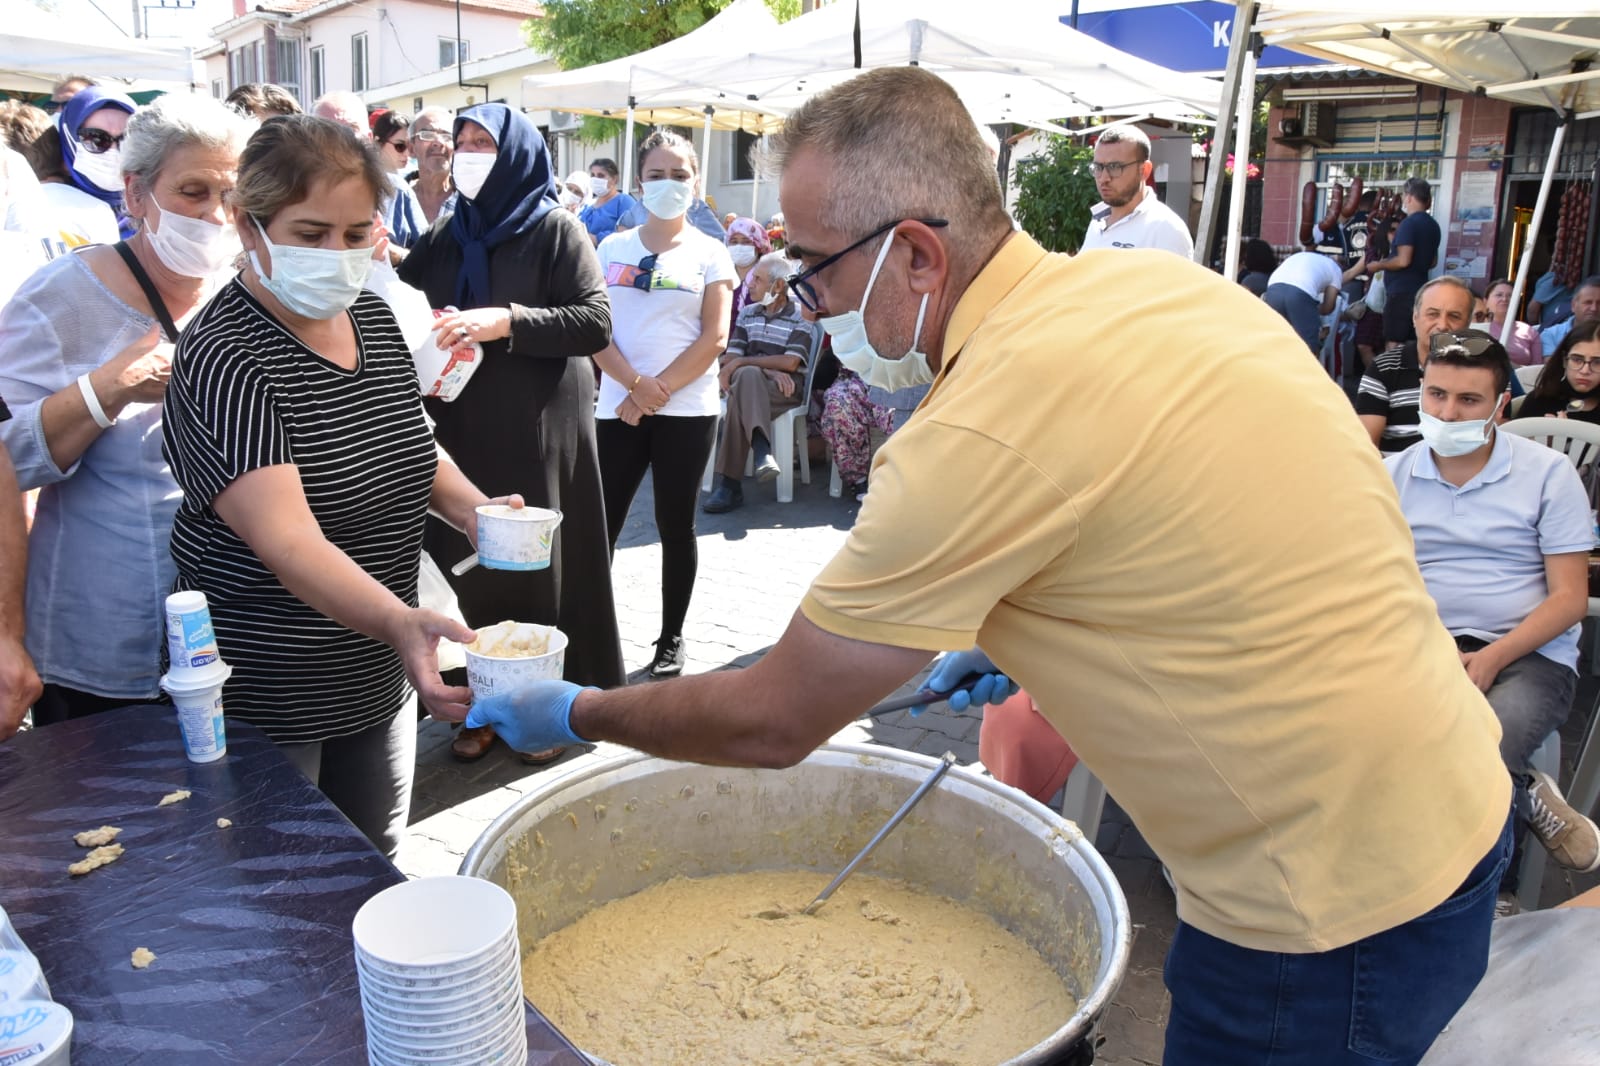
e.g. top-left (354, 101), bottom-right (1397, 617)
top-left (752, 135), bottom-right (762, 216)
top-left (622, 103), bottom-right (637, 194)
top-left (1222, 31), bottom-right (1260, 282)
top-left (702, 106), bottom-right (714, 207)
top-left (1504, 115), bottom-right (1568, 350)
top-left (1195, 0), bottom-right (1256, 267)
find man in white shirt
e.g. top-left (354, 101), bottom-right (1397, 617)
top-left (1079, 126), bottom-right (1194, 259)
top-left (1265, 250), bottom-right (1364, 354)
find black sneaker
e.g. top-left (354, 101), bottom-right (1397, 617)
top-left (647, 635), bottom-right (685, 678)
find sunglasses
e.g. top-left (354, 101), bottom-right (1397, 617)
top-left (630, 254), bottom-right (658, 293)
top-left (787, 217), bottom-right (948, 314)
top-left (387, 138), bottom-right (409, 152)
top-left (77, 127), bottom-right (125, 154)
top-left (1429, 331), bottom-right (1501, 359)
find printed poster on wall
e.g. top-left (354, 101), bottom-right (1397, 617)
top-left (1456, 171), bottom-right (1498, 224)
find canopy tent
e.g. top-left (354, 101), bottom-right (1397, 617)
top-left (1204, 2), bottom-right (1600, 337)
top-left (524, 0), bottom-right (1225, 195)
top-left (2, 4), bottom-right (197, 92)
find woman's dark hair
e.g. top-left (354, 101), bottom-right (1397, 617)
top-left (589, 157), bottom-right (618, 180)
top-left (0, 101), bottom-right (66, 183)
top-left (1484, 277), bottom-right (1513, 300)
top-left (225, 83), bottom-right (300, 119)
top-left (372, 109), bottom-right (410, 146)
top-left (233, 114), bottom-right (388, 223)
top-left (1242, 238), bottom-right (1277, 276)
top-left (636, 128), bottom-right (698, 188)
top-left (1530, 317), bottom-right (1600, 402)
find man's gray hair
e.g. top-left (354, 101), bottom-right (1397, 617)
top-left (758, 66), bottom-right (1009, 283)
top-left (414, 106), bottom-right (454, 128)
top-left (122, 94), bottom-right (256, 197)
top-left (1095, 124), bottom-right (1150, 163)
top-left (754, 250), bottom-right (791, 284)
top-left (1412, 274), bottom-right (1474, 312)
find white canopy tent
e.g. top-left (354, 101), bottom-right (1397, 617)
top-left (2, 4), bottom-right (197, 93)
top-left (524, 0), bottom-right (1224, 199)
top-left (1207, 2), bottom-right (1600, 340)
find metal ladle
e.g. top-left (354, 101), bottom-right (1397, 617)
top-left (798, 751), bottom-right (958, 916)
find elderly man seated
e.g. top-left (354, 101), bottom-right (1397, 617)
top-left (1357, 275), bottom-right (1474, 452)
top-left (1385, 330), bottom-right (1600, 908)
top-left (703, 252), bottom-right (816, 514)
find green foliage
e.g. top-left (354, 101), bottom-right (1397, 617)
top-left (1012, 136), bottom-right (1099, 254)
top-left (528, 0), bottom-right (800, 145)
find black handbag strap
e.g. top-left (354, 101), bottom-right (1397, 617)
top-left (114, 241), bottom-right (181, 343)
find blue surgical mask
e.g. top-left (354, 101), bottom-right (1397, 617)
top-left (641, 179), bottom-right (694, 221)
top-left (1418, 395), bottom-right (1504, 458)
top-left (248, 218), bottom-right (372, 320)
top-left (818, 224), bottom-right (934, 392)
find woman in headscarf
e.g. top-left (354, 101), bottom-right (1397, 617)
top-left (723, 217), bottom-right (770, 331)
top-left (51, 87), bottom-right (138, 241)
top-left (399, 103), bottom-right (623, 764)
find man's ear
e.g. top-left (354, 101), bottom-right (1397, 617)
top-left (1140, 159), bottom-right (1154, 185)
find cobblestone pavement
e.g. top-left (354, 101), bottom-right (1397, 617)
top-left (399, 461), bottom-right (1599, 1066)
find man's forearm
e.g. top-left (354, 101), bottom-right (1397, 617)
top-left (0, 447), bottom-right (26, 636)
top-left (1485, 584), bottom-right (1588, 669)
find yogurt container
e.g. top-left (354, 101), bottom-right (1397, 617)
top-left (0, 1000), bottom-right (70, 1066)
top-left (463, 624), bottom-right (568, 699)
top-left (0, 907), bottom-right (25, 955)
top-left (160, 662), bottom-right (231, 764)
top-left (0, 953), bottom-right (47, 1007)
top-left (163, 591), bottom-right (223, 678)
top-left (475, 505), bottom-right (560, 571)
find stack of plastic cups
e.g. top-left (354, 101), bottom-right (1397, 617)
top-left (0, 904), bottom-right (73, 1065)
top-left (159, 591), bottom-right (231, 764)
top-left (352, 877), bottom-right (527, 1066)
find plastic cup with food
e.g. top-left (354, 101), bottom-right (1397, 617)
top-left (475, 505), bottom-right (561, 571)
top-left (463, 621), bottom-right (568, 699)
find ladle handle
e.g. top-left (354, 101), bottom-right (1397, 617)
top-left (863, 675), bottom-right (981, 718)
top-left (802, 751), bottom-right (958, 916)
top-left (451, 553), bottom-right (480, 576)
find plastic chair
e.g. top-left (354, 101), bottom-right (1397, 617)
top-left (1501, 417), bottom-right (1600, 469)
top-left (1514, 364), bottom-right (1545, 392)
top-left (741, 328), bottom-right (823, 503)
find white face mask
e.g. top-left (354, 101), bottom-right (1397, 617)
top-left (641, 179), bottom-right (694, 221)
top-left (819, 225), bottom-right (935, 392)
top-left (728, 244), bottom-right (757, 268)
top-left (248, 218), bottom-right (372, 321)
top-left (452, 152), bottom-right (496, 201)
top-left (589, 175), bottom-right (609, 198)
top-left (559, 189), bottom-right (583, 210)
top-left (1418, 395), bottom-right (1504, 458)
top-left (757, 288), bottom-right (779, 308)
top-left (146, 198), bottom-right (239, 279)
top-left (72, 143), bottom-right (125, 193)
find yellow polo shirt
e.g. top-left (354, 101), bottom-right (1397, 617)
top-left (802, 233), bottom-right (1510, 954)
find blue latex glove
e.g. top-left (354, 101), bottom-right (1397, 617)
top-left (463, 680), bottom-right (592, 752)
top-left (910, 647), bottom-right (1016, 715)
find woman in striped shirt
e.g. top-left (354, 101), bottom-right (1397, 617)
top-left (163, 116), bottom-right (506, 857)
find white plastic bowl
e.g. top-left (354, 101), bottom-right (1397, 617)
top-left (352, 876), bottom-right (515, 970)
top-left (464, 627), bottom-right (568, 700)
top-left (476, 505), bottom-right (561, 571)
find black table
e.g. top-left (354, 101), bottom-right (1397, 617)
top-left (0, 705), bottom-right (588, 1065)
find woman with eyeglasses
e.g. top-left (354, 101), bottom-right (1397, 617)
top-left (398, 103), bottom-right (623, 764)
top-left (1522, 319), bottom-right (1600, 425)
top-left (0, 94), bottom-right (253, 724)
top-left (592, 129), bottom-right (734, 678)
top-left (369, 109), bottom-right (424, 252)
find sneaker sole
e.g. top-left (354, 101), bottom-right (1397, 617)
top-left (755, 467), bottom-right (780, 483)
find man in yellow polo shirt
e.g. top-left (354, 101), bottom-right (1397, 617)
top-left (467, 67), bottom-right (1514, 1063)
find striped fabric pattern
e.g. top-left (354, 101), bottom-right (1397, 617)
top-left (163, 281), bottom-right (436, 743)
top-left (1355, 342), bottom-right (1422, 452)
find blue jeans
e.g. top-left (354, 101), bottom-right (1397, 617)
top-left (1265, 283), bottom-right (1323, 355)
top-left (1162, 805), bottom-right (1513, 1065)
top-left (1455, 636), bottom-right (1576, 773)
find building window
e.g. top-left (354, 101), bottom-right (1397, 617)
top-left (251, 40), bottom-right (265, 84)
top-left (413, 97), bottom-right (424, 113)
top-left (227, 50), bottom-right (243, 89)
top-left (275, 39), bottom-right (301, 103)
top-left (732, 129), bottom-right (759, 181)
top-left (211, 79), bottom-right (223, 99)
top-left (351, 33), bottom-right (368, 92)
top-left (310, 45), bottom-right (326, 99)
top-left (439, 37), bottom-right (468, 69)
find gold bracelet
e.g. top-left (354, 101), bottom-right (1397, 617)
top-left (628, 373), bottom-right (641, 393)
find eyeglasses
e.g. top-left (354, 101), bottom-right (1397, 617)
top-left (786, 217), bottom-right (949, 314)
top-left (1566, 354), bottom-right (1600, 372)
top-left (77, 127), bottom-right (125, 154)
top-left (1429, 331), bottom-right (1501, 359)
top-left (387, 138), bottom-right (409, 152)
top-left (1089, 161), bottom-right (1135, 178)
top-left (412, 129), bottom-right (449, 144)
top-left (630, 254), bottom-right (658, 293)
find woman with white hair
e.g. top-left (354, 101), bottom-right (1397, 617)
top-left (0, 93), bottom-right (253, 723)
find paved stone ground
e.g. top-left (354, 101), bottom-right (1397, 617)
top-left (398, 461), bottom-right (1599, 1066)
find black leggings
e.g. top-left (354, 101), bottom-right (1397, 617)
top-left (596, 414), bottom-right (718, 643)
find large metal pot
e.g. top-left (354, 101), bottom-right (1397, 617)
top-left (461, 744), bottom-right (1131, 1065)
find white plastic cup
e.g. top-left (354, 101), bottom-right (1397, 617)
top-left (0, 1000), bottom-right (72, 1065)
top-left (164, 590), bottom-right (223, 676)
top-left (463, 626), bottom-right (568, 700)
top-left (352, 877), bottom-right (517, 970)
top-left (160, 662), bottom-right (231, 764)
top-left (0, 906), bottom-right (25, 955)
top-left (475, 505), bottom-right (561, 571)
top-left (0, 952), bottom-right (48, 1006)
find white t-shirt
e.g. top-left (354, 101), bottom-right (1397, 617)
top-left (1080, 186), bottom-right (1194, 258)
top-left (36, 182), bottom-right (119, 260)
top-left (595, 226), bottom-right (734, 419)
top-left (1268, 252), bottom-right (1343, 301)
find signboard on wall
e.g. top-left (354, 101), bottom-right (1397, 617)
top-left (1068, 2), bottom-right (1328, 73)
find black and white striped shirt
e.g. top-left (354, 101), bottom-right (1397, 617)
top-left (1354, 341), bottom-right (1421, 453)
top-left (163, 281), bottom-right (436, 744)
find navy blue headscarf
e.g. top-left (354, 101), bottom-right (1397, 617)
top-left (58, 86), bottom-right (137, 237)
top-left (448, 103), bottom-right (558, 308)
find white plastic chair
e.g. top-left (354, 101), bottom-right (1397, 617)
top-left (1501, 417), bottom-right (1600, 470)
top-left (1514, 364), bottom-right (1545, 392)
top-left (741, 328), bottom-right (823, 503)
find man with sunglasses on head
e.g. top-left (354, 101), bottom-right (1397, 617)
top-left (1078, 125), bottom-right (1193, 258)
top-left (468, 66), bottom-right (1516, 1065)
top-left (1386, 331), bottom-right (1600, 910)
top-left (1357, 275), bottom-right (1476, 452)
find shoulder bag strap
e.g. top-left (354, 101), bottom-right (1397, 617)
top-left (113, 241), bottom-right (181, 343)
